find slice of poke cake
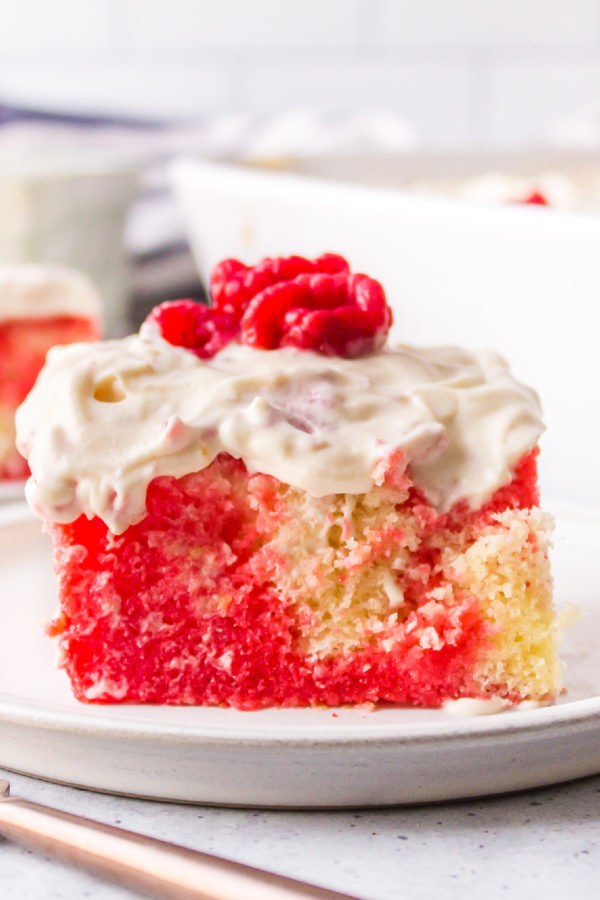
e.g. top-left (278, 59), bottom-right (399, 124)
top-left (0, 264), bottom-right (100, 480)
top-left (16, 253), bottom-right (559, 710)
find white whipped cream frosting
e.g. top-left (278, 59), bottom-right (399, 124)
top-left (0, 264), bottom-right (101, 322)
top-left (16, 326), bottom-right (543, 535)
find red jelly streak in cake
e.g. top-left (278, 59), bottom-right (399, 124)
top-left (0, 316), bottom-right (98, 407)
top-left (46, 450), bottom-right (540, 709)
top-left (0, 315), bottom-right (99, 479)
top-left (148, 253), bottom-right (393, 360)
top-left (410, 448), bottom-right (541, 536)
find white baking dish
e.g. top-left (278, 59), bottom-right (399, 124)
top-left (170, 159), bottom-right (600, 508)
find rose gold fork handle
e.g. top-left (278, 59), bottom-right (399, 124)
top-left (0, 798), bottom-right (358, 900)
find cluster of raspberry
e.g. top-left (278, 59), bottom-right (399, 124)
top-left (148, 253), bottom-right (392, 359)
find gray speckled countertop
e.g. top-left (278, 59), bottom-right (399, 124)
top-left (1, 767), bottom-right (599, 899)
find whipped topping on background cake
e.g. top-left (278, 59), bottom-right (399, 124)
top-left (16, 325), bottom-right (543, 534)
top-left (0, 264), bottom-right (101, 322)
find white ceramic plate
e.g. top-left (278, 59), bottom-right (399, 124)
top-left (0, 480), bottom-right (26, 503)
top-left (0, 502), bottom-right (598, 807)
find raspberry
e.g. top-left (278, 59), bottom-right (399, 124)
top-left (241, 270), bottom-right (392, 356)
top-left (210, 253), bottom-right (349, 320)
top-left (518, 190), bottom-right (549, 206)
top-left (146, 300), bottom-right (237, 359)
top-left (146, 253), bottom-right (393, 360)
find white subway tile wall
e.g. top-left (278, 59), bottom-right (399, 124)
top-left (1, 0), bottom-right (599, 145)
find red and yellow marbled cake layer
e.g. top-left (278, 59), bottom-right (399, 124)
top-left (0, 316), bottom-right (99, 479)
top-left (46, 449), bottom-right (558, 709)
